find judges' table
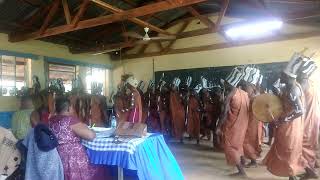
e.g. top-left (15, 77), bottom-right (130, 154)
top-left (82, 134), bottom-right (184, 180)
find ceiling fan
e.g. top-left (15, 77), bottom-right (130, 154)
top-left (122, 27), bottom-right (176, 44)
top-left (91, 27), bottom-right (175, 55)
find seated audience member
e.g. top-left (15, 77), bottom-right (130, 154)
top-left (23, 123), bottom-right (64, 180)
top-left (49, 96), bottom-right (107, 180)
top-left (30, 104), bottom-right (50, 128)
top-left (11, 96), bottom-right (34, 140)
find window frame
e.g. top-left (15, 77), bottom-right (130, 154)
top-left (0, 55), bottom-right (27, 96)
top-left (85, 67), bottom-right (107, 95)
top-left (48, 62), bottom-right (76, 92)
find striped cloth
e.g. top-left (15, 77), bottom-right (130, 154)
top-left (82, 134), bottom-right (151, 154)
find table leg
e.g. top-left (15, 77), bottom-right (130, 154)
top-left (117, 166), bottom-right (124, 180)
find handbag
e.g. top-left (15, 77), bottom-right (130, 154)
top-left (114, 121), bottom-right (147, 138)
top-left (34, 123), bottom-right (58, 152)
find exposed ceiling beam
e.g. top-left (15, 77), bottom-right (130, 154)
top-left (70, 41), bottom-right (134, 54)
top-left (121, 31), bottom-right (320, 59)
top-left (138, 44), bottom-right (149, 54)
top-left (70, 38), bottom-right (177, 53)
top-left (156, 42), bottom-right (164, 51)
top-left (19, 5), bottom-right (52, 28)
top-left (162, 20), bottom-right (191, 52)
top-left (1, 19), bottom-right (94, 47)
top-left (215, 0), bottom-right (229, 30)
top-left (62, 0), bottom-right (72, 24)
top-left (72, 14), bottom-right (319, 55)
top-left (71, 0), bottom-right (91, 27)
top-left (122, 0), bottom-right (138, 7)
top-left (91, 0), bottom-right (172, 35)
top-left (186, 6), bottom-right (215, 28)
top-left (9, 0), bottom-right (207, 42)
top-left (39, 0), bottom-right (61, 34)
top-left (89, 23), bottom-right (123, 41)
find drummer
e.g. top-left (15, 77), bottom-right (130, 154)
top-left (241, 66), bottom-right (263, 168)
top-left (263, 52), bottom-right (306, 180)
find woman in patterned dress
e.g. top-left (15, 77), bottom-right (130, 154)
top-left (49, 96), bottom-right (108, 180)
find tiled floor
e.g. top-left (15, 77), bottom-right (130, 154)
top-left (168, 139), bottom-right (290, 180)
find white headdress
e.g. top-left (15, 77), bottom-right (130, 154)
top-left (243, 66), bottom-right (261, 85)
top-left (185, 76), bottom-right (192, 87)
top-left (258, 74), bottom-right (263, 85)
top-left (126, 76), bottom-right (139, 88)
top-left (201, 76), bottom-right (209, 89)
top-left (225, 67), bottom-right (244, 87)
top-left (298, 57), bottom-right (317, 78)
top-left (148, 80), bottom-right (155, 89)
top-left (137, 80), bottom-right (145, 90)
top-left (172, 77), bottom-right (181, 88)
top-left (194, 84), bottom-right (203, 94)
top-left (283, 52), bottom-right (304, 78)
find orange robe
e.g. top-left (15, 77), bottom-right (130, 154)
top-left (127, 89), bottom-right (143, 123)
top-left (263, 85), bottom-right (306, 177)
top-left (170, 90), bottom-right (185, 140)
top-left (187, 95), bottom-right (201, 139)
top-left (302, 81), bottom-right (320, 169)
top-left (243, 100), bottom-right (263, 160)
top-left (222, 88), bottom-right (249, 166)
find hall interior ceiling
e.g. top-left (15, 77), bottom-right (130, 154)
top-left (0, 0), bottom-right (318, 60)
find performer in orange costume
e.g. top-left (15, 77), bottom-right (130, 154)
top-left (216, 67), bottom-right (250, 177)
top-left (170, 77), bottom-right (185, 143)
top-left (263, 52), bottom-right (307, 180)
top-left (242, 67), bottom-right (263, 167)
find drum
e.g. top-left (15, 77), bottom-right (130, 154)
top-left (252, 94), bottom-right (283, 123)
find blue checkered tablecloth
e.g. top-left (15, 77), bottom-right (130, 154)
top-left (82, 134), bottom-right (150, 154)
top-left (82, 133), bottom-right (184, 180)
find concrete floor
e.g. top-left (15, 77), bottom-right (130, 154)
top-left (168, 139), bottom-right (291, 180)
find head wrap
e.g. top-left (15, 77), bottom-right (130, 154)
top-left (126, 76), bottom-right (139, 88)
top-left (283, 52), bottom-right (304, 78)
top-left (185, 76), bottom-right (192, 87)
top-left (200, 76), bottom-right (208, 89)
top-left (194, 84), bottom-right (203, 94)
top-left (172, 77), bottom-right (181, 88)
top-left (225, 67), bottom-right (244, 87)
top-left (147, 80), bottom-right (155, 89)
top-left (258, 74), bottom-right (263, 85)
top-left (137, 80), bottom-right (145, 90)
top-left (297, 57), bottom-right (317, 78)
top-left (243, 66), bottom-right (261, 85)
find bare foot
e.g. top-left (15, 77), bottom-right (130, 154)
top-left (229, 172), bottom-right (247, 178)
top-left (245, 161), bottom-right (258, 168)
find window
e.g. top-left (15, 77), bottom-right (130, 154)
top-left (0, 55), bottom-right (27, 96)
top-left (85, 67), bottom-right (106, 95)
top-left (48, 63), bottom-right (76, 92)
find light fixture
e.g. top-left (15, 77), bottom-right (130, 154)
top-left (225, 19), bottom-right (283, 40)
